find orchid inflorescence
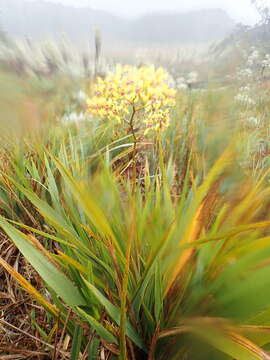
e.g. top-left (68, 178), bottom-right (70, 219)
top-left (87, 65), bottom-right (176, 134)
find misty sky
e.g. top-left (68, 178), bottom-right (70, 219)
top-left (39, 0), bottom-right (260, 24)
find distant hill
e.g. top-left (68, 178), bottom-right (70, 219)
top-left (0, 0), bottom-right (236, 45)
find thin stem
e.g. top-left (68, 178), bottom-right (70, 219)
top-left (129, 105), bottom-right (138, 189)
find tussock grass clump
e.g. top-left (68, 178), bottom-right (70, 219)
top-left (1, 69), bottom-right (270, 359)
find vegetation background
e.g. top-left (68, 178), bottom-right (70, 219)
top-left (1, 1), bottom-right (270, 359)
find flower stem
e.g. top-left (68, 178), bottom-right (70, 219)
top-left (129, 106), bottom-right (137, 190)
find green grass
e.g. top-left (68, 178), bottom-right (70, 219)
top-left (1, 70), bottom-right (270, 359)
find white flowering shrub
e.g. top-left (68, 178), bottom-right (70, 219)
top-left (233, 47), bottom-right (270, 114)
top-left (233, 45), bottom-right (270, 173)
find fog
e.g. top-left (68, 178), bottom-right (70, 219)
top-left (1, 0), bottom-right (241, 47)
top-left (30, 0), bottom-right (260, 24)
